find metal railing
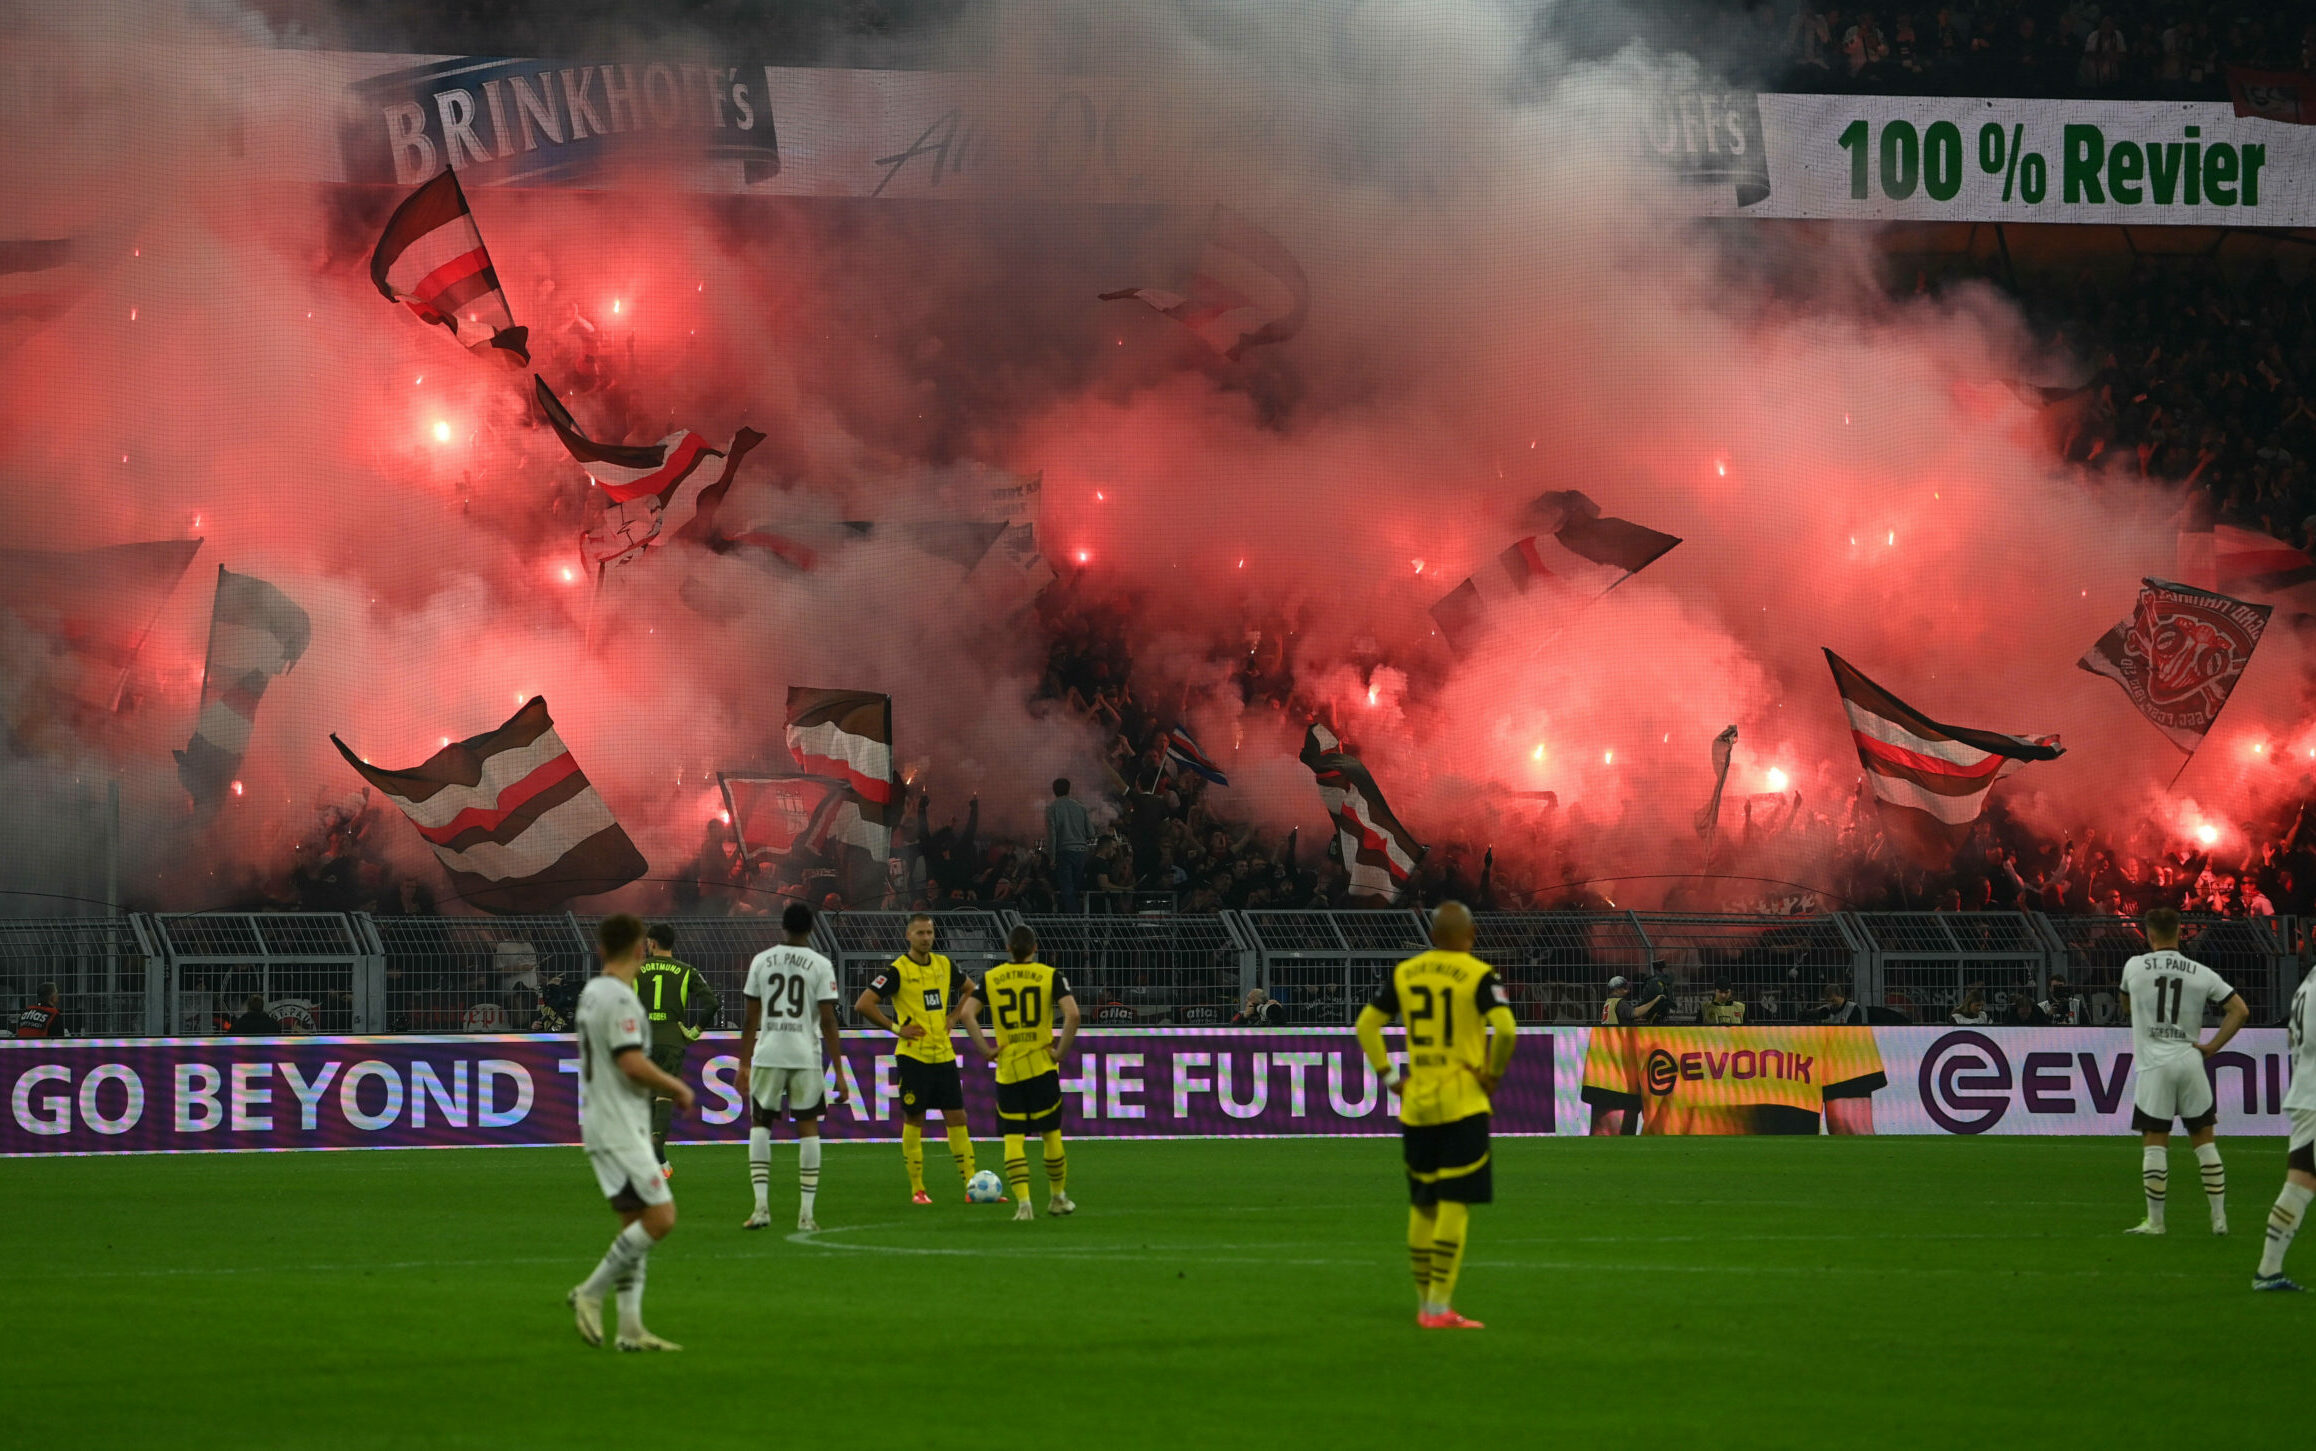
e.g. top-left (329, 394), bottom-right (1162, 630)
top-left (0, 909), bottom-right (2296, 1035)
top-left (1015, 912), bottom-right (1255, 1025)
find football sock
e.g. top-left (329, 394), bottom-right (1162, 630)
top-left (2141, 1147), bottom-right (2168, 1230)
top-left (652, 1094), bottom-right (673, 1164)
top-left (748, 1127), bottom-right (772, 1213)
top-left (2259, 1182), bottom-right (2313, 1277)
top-left (902, 1121), bottom-right (926, 1193)
top-left (1407, 1205), bottom-right (1438, 1311)
top-left (1429, 1201), bottom-right (1470, 1309)
top-left (946, 1121), bottom-right (977, 1185)
top-left (799, 1135), bottom-right (823, 1219)
top-left (580, 1221), bottom-right (654, 1298)
top-left (1004, 1133), bottom-right (1031, 1203)
top-left (1041, 1129), bottom-right (1068, 1198)
top-left (2195, 1141), bottom-right (2226, 1223)
top-left (615, 1255), bottom-right (648, 1340)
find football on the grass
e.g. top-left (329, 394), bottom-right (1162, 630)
top-left (966, 1170), bottom-right (1007, 1203)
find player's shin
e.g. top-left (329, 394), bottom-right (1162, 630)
top-left (2260, 1182), bottom-right (2313, 1277)
top-left (2195, 1142), bottom-right (2227, 1230)
top-left (902, 1121), bottom-right (926, 1194)
top-left (1429, 1201), bottom-right (1471, 1310)
top-left (580, 1221), bottom-right (654, 1298)
top-left (1003, 1133), bottom-right (1031, 1203)
top-left (748, 1127), bottom-right (772, 1213)
top-left (946, 1120), bottom-right (977, 1185)
top-left (799, 1135), bottom-right (823, 1218)
top-left (1407, 1205), bottom-right (1438, 1311)
top-left (1041, 1128), bottom-right (1067, 1198)
top-left (614, 1257), bottom-right (648, 1340)
top-left (2141, 1147), bottom-right (2168, 1230)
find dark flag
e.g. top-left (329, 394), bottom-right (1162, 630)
top-left (581, 424), bottom-right (766, 570)
top-left (331, 697), bottom-right (647, 913)
top-left (1165, 726), bottom-right (1230, 786)
top-left (1431, 490), bottom-right (1681, 653)
top-left (369, 167), bottom-right (529, 363)
top-left (176, 567), bottom-right (311, 811)
top-left (1300, 723), bottom-right (1425, 901)
top-left (2227, 67), bottom-right (2316, 124)
top-left (785, 688), bottom-right (896, 895)
top-left (1825, 649), bottom-right (2062, 863)
top-left (1695, 724), bottom-right (1738, 839)
top-left (1101, 206), bottom-right (1310, 359)
top-left (2078, 578), bottom-right (2271, 755)
top-left (0, 538), bottom-right (202, 709)
top-left (537, 375), bottom-right (724, 504)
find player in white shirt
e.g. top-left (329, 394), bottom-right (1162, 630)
top-left (2118, 907), bottom-right (2249, 1238)
top-left (2252, 971), bottom-right (2316, 1290)
top-left (739, 902), bottom-right (847, 1231)
top-left (567, 914), bottom-right (695, 1352)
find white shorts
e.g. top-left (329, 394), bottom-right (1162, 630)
top-left (2290, 1107), bottom-right (2316, 1154)
top-left (586, 1136), bottom-right (672, 1209)
top-left (2132, 1055), bottom-right (2216, 1128)
top-left (750, 1064), bottom-right (827, 1120)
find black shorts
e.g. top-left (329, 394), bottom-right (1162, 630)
top-left (2290, 1140), bottom-right (2315, 1176)
top-left (896, 1055), bottom-right (965, 1115)
top-left (2132, 1105), bottom-right (2220, 1134)
top-left (1403, 1113), bottom-right (1492, 1207)
top-left (995, 1071), bottom-right (1063, 1134)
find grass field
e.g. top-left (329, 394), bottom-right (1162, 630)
top-left (15, 1134), bottom-right (2306, 1448)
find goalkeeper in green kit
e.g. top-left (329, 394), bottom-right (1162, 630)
top-left (636, 924), bottom-right (720, 1177)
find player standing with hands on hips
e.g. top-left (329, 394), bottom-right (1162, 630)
top-left (856, 913), bottom-right (981, 1203)
top-left (739, 902), bottom-right (846, 1232)
top-left (2120, 907), bottom-right (2248, 1238)
top-left (962, 924), bottom-right (1080, 1221)
top-left (1356, 901), bottom-right (1518, 1330)
top-left (568, 914), bottom-right (692, 1352)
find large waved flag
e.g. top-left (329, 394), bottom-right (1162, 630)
top-left (1431, 490), bottom-right (1681, 653)
top-left (2179, 520), bottom-right (2316, 635)
top-left (175, 567), bottom-right (311, 812)
top-left (331, 697), bottom-right (647, 914)
top-left (0, 538), bottom-right (202, 709)
top-left (1300, 723), bottom-right (1424, 901)
top-left (1695, 724), bottom-right (1738, 840)
top-left (718, 773), bottom-right (853, 869)
top-left (582, 425), bottom-right (766, 571)
top-left (2078, 578), bottom-right (2271, 756)
top-left (1100, 205), bottom-right (1310, 359)
top-left (1825, 649), bottom-right (2061, 863)
top-left (537, 375), bottom-right (723, 505)
top-left (785, 688), bottom-right (896, 880)
top-left (370, 167), bottom-right (529, 363)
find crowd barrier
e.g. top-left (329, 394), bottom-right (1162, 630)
top-left (0, 909), bottom-right (2299, 1041)
top-left (2, 1026), bottom-right (2295, 1156)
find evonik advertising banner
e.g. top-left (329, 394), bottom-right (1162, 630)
top-left (2, 1026), bottom-right (2296, 1155)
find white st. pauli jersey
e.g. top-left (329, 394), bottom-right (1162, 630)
top-left (2119, 949), bottom-right (2236, 1070)
top-left (743, 944), bottom-right (839, 1070)
top-left (2287, 974), bottom-right (2316, 1114)
top-left (575, 975), bottom-right (654, 1151)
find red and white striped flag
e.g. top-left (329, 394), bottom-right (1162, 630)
top-left (1431, 491), bottom-right (1682, 653)
top-left (176, 567), bottom-right (311, 812)
top-left (1825, 649), bottom-right (2061, 863)
top-left (1101, 205), bottom-right (1309, 360)
top-left (331, 697), bottom-right (647, 914)
top-left (536, 376), bottom-right (721, 506)
top-left (369, 168), bottom-right (530, 364)
top-left (1300, 723), bottom-right (1425, 901)
top-left (784, 688), bottom-right (896, 866)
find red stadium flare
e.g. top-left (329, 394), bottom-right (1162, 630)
top-left (1411, 559), bottom-right (1424, 574)
top-left (2197, 824), bottom-right (2218, 845)
top-left (1076, 550), bottom-right (1090, 564)
top-left (1766, 767), bottom-right (1789, 791)
top-left (230, 780), bottom-right (243, 797)
top-left (431, 421), bottom-right (451, 443)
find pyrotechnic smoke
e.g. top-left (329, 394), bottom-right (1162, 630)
top-left (0, 0), bottom-right (2301, 912)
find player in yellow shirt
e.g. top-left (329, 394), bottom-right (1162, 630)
top-left (961, 924), bottom-right (1080, 1222)
top-left (855, 913), bottom-right (980, 1204)
top-left (1355, 902), bottom-right (1518, 1331)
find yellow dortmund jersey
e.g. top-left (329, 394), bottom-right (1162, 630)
top-left (864, 952), bottom-right (972, 1064)
top-left (977, 960), bottom-right (1075, 1084)
top-left (1580, 1025), bottom-right (1885, 1135)
top-left (1369, 949), bottom-right (1512, 1127)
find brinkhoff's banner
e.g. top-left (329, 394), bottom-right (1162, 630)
top-left (1, 1027), bottom-right (2297, 1155)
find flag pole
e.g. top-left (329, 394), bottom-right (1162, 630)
top-left (2166, 749), bottom-right (2196, 793)
top-left (584, 559), bottom-right (605, 654)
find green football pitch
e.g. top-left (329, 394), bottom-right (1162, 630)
top-left (15, 1135), bottom-right (2304, 1448)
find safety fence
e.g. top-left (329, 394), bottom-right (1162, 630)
top-left (0, 909), bottom-right (2298, 1035)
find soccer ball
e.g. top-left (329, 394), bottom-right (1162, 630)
top-left (966, 1170), bottom-right (1007, 1204)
